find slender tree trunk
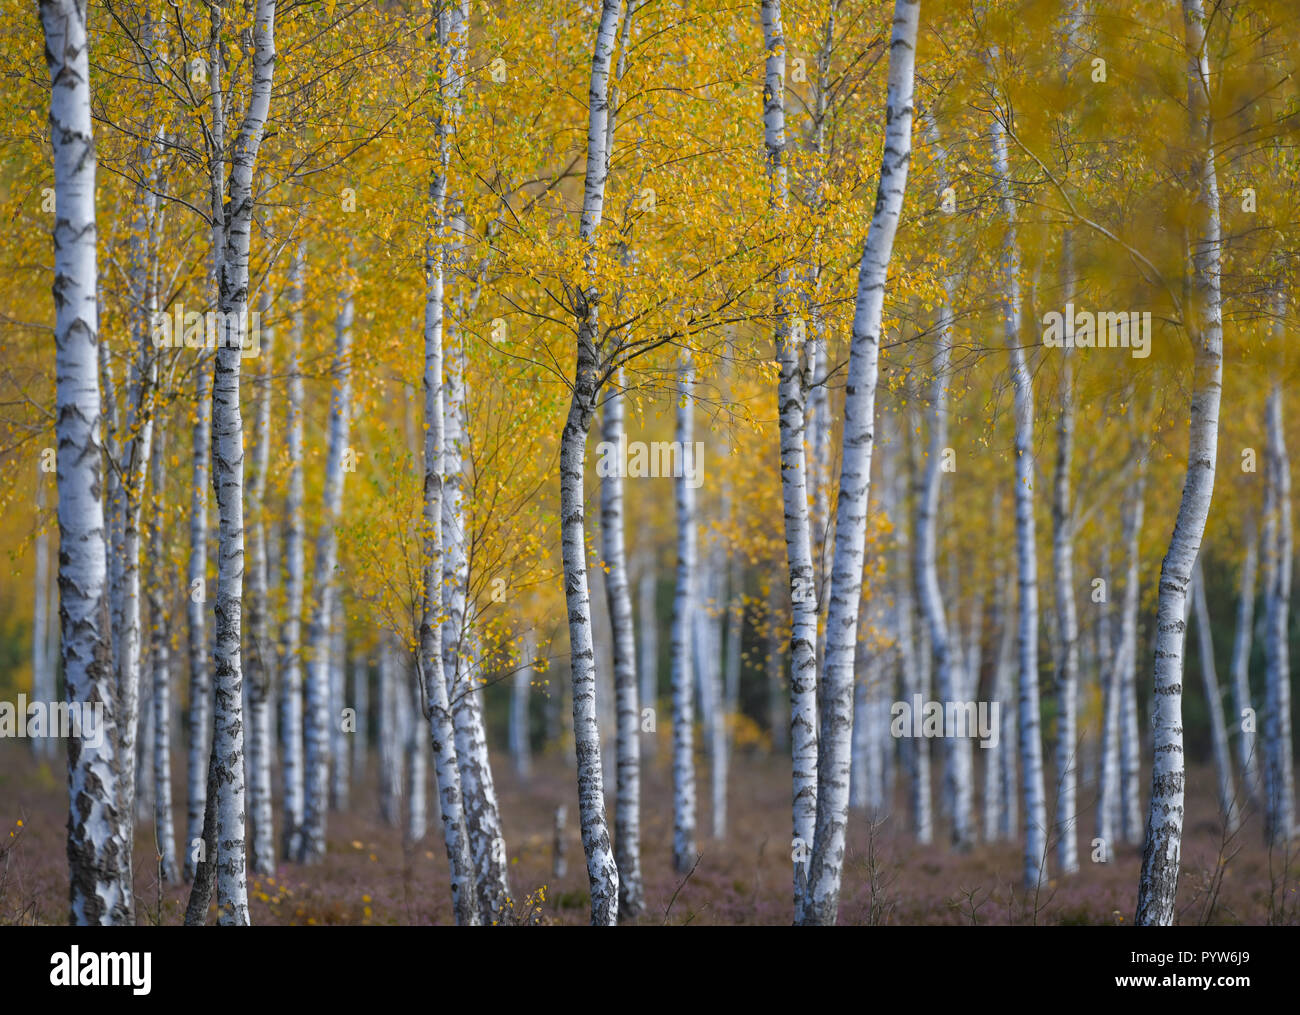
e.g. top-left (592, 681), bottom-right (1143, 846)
top-left (914, 116), bottom-right (973, 851)
top-left (1118, 463), bottom-right (1146, 845)
top-left (279, 241), bottom-right (306, 860)
top-left (1135, 0), bottom-right (1225, 925)
top-left (1191, 558), bottom-right (1240, 832)
top-left (245, 284), bottom-right (276, 876)
top-left (891, 420), bottom-right (931, 843)
top-left (554, 0), bottom-right (626, 927)
top-left (1231, 516), bottom-right (1260, 805)
top-left (419, 0), bottom-right (479, 927)
top-left (989, 67), bottom-right (1049, 892)
top-left (601, 371), bottom-right (645, 918)
top-left (352, 654), bottom-right (368, 787)
top-left (985, 569), bottom-right (1013, 840)
top-left (405, 660), bottom-right (428, 844)
top-left (804, 0), bottom-right (918, 925)
top-left (443, 341), bottom-right (511, 923)
top-left (1262, 318), bottom-right (1295, 845)
top-left (330, 597), bottom-right (349, 811)
top-left (379, 639), bottom-right (403, 826)
top-left (300, 292), bottom-right (353, 864)
top-left (763, 0), bottom-right (819, 912)
top-left (670, 354), bottom-right (698, 875)
top-left (638, 556), bottom-right (658, 758)
top-left (147, 419), bottom-right (177, 883)
top-left (1097, 546), bottom-right (1121, 856)
top-left (511, 638), bottom-right (533, 780)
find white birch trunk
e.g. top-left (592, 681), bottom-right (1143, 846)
top-left (1097, 549), bottom-right (1121, 856)
top-left (671, 354), bottom-right (698, 874)
top-left (352, 654), bottom-right (368, 787)
top-left (1118, 464), bottom-right (1145, 845)
top-left (989, 68), bottom-right (1049, 892)
top-left (555, 0), bottom-right (625, 926)
top-left (511, 638), bottom-right (533, 780)
top-left (300, 291), bottom-right (352, 864)
top-left (44, 0), bottom-right (125, 924)
top-left (420, 0), bottom-right (479, 926)
top-left (763, 0), bottom-right (819, 912)
top-left (330, 597), bottom-right (349, 810)
top-left (638, 556), bottom-right (658, 758)
top-left (278, 241), bottom-right (306, 860)
top-left (147, 418), bottom-right (177, 883)
top-left (1192, 558), bottom-right (1239, 832)
top-left (405, 660), bottom-right (428, 844)
top-left (206, 0), bottom-right (274, 926)
top-left (1135, 0), bottom-right (1225, 924)
top-left (1263, 321), bottom-right (1295, 844)
top-left (1230, 517), bottom-right (1260, 804)
top-left (804, 0), bottom-right (917, 926)
top-left (245, 284), bottom-right (276, 876)
top-left (379, 639), bottom-right (403, 827)
top-left (601, 371), bottom-right (645, 917)
top-left (914, 116), bottom-right (972, 850)
top-left (891, 423), bottom-right (931, 842)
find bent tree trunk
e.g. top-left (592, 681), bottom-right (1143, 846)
top-left (803, 0), bottom-right (918, 926)
top-left (1135, 0), bottom-right (1225, 926)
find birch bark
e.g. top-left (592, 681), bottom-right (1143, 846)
top-left (601, 371), bottom-right (645, 917)
top-left (44, 0), bottom-right (126, 923)
top-left (763, 0), bottom-right (819, 911)
top-left (1135, 0), bottom-right (1225, 924)
top-left (300, 292), bottom-right (352, 864)
top-left (804, 0), bottom-right (918, 925)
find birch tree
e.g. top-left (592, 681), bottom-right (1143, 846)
top-left (43, 0), bottom-right (127, 923)
top-left (1262, 293), bottom-right (1295, 844)
top-left (601, 370), bottom-right (645, 917)
top-left (762, 0), bottom-right (819, 911)
top-left (300, 291), bottom-right (353, 864)
top-left (914, 114), bottom-right (974, 852)
top-left (419, 0), bottom-right (479, 927)
top-left (556, 0), bottom-right (625, 925)
top-left (207, 0), bottom-right (277, 924)
top-left (670, 354), bottom-right (698, 876)
top-left (1191, 557), bottom-right (1239, 832)
top-left (1118, 461), bottom-right (1145, 846)
top-left (1135, 0), bottom-right (1225, 925)
top-left (987, 50), bottom-right (1049, 892)
top-left (279, 241), bottom-right (306, 860)
top-left (1230, 516), bottom-right (1260, 805)
top-left (147, 419), bottom-right (177, 883)
top-left (246, 283), bottom-right (276, 875)
top-left (803, 0), bottom-right (918, 926)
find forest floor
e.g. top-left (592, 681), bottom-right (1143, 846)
top-left (3, 740), bottom-right (1298, 925)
